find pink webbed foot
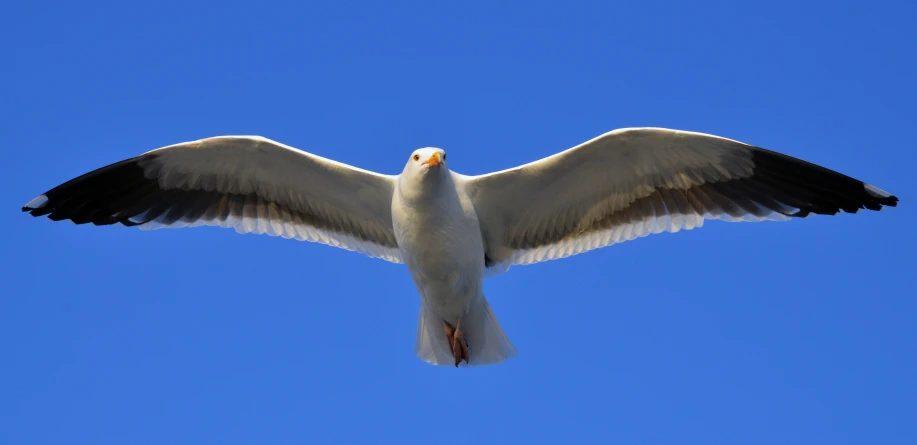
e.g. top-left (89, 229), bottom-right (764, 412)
top-left (443, 319), bottom-right (469, 367)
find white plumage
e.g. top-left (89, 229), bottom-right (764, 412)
top-left (23, 127), bottom-right (898, 367)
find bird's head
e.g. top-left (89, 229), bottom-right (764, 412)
top-left (403, 147), bottom-right (448, 179)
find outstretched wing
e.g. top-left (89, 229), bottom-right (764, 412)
top-left (461, 127), bottom-right (898, 271)
top-left (23, 136), bottom-right (403, 263)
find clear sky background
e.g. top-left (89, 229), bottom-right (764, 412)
top-left (3, 1), bottom-right (915, 444)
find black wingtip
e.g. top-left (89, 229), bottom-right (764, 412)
top-left (748, 148), bottom-right (899, 217)
top-left (862, 183), bottom-right (899, 209)
top-left (22, 194), bottom-right (50, 215)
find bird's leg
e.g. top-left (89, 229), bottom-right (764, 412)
top-left (443, 319), bottom-right (469, 367)
top-left (443, 320), bottom-right (456, 352)
top-left (454, 318), bottom-right (469, 366)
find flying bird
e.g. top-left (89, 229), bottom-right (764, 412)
top-left (22, 128), bottom-right (898, 367)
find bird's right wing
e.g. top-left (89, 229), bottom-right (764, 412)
top-left (460, 127), bottom-right (897, 271)
top-left (23, 136), bottom-right (403, 263)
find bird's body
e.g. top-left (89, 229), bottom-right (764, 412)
top-left (22, 127), bottom-right (899, 367)
top-left (392, 148), bottom-right (513, 364)
top-left (393, 161), bottom-right (483, 322)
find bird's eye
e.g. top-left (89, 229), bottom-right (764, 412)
top-left (442, 153), bottom-right (446, 160)
top-left (413, 154), bottom-right (420, 161)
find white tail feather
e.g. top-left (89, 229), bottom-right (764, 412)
top-left (414, 296), bottom-right (517, 367)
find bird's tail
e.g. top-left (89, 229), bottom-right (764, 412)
top-left (414, 295), bottom-right (517, 367)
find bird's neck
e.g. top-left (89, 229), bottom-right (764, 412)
top-left (397, 172), bottom-right (456, 209)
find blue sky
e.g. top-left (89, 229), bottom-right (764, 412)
top-left (3, 1), bottom-right (915, 444)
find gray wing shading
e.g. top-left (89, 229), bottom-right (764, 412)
top-left (22, 136), bottom-right (403, 263)
top-left (460, 127), bottom-right (898, 271)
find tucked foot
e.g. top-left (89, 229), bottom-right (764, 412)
top-left (443, 319), bottom-right (469, 367)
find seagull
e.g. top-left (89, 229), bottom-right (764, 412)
top-left (22, 127), bottom-right (898, 367)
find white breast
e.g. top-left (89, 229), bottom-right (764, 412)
top-left (392, 174), bottom-right (485, 318)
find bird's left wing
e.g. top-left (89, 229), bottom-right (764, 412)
top-left (460, 127), bottom-right (897, 271)
top-left (23, 136), bottom-right (403, 263)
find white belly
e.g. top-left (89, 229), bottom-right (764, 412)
top-left (392, 193), bottom-right (485, 321)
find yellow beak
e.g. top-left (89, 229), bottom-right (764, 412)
top-left (421, 152), bottom-right (442, 167)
